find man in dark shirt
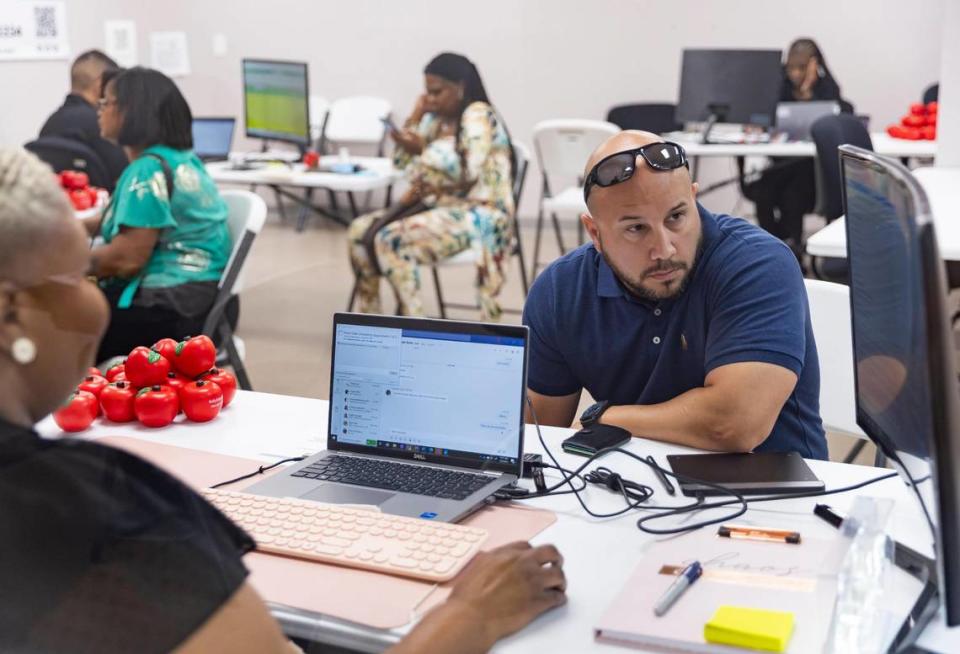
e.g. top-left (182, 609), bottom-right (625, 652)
top-left (523, 131), bottom-right (827, 459)
top-left (39, 49), bottom-right (128, 189)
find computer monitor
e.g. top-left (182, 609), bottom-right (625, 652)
top-left (676, 49), bottom-right (783, 127)
top-left (242, 59), bottom-right (310, 149)
top-left (842, 144), bottom-right (960, 626)
top-left (191, 117), bottom-right (235, 161)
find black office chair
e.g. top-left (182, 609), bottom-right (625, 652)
top-left (923, 83), bottom-right (939, 105)
top-left (605, 104), bottom-right (681, 134)
top-left (24, 136), bottom-right (113, 190)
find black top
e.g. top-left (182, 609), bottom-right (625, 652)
top-left (39, 94), bottom-right (130, 188)
top-left (0, 416), bottom-right (253, 653)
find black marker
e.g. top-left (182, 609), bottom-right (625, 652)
top-left (647, 455), bottom-right (676, 495)
top-left (814, 503), bottom-right (844, 528)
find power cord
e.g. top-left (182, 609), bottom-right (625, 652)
top-left (518, 395), bottom-right (904, 536)
top-left (210, 455), bottom-right (308, 489)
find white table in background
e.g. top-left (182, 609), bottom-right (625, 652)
top-left (207, 156), bottom-right (401, 230)
top-left (36, 390), bottom-right (960, 653)
top-left (669, 132), bottom-right (938, 160)
top-left (806, 167), bottom-right (960, 260)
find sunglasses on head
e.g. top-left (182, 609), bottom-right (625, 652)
top-left (583, 141), bottom-right (689, 202)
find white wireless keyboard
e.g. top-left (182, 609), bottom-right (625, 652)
top-left (202, 488), bottom-right (489, 582)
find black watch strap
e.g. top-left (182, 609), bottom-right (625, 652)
top-left (580, 400), bottom-right (611, 427)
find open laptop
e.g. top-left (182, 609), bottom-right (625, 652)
top-left (192, 117), bottom-right (235, 161)
top-left (775, 101), bottom-right (840, 142)
top-left (245, 313), bottom-right (527, 522)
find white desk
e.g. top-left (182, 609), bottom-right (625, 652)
top-left (806, 167), bottom-right (960, 260)
top-left (207, 157), bottom-right (401, 230)
top-left (670, 132), bottom-right (938, 159)
top-left (37, 390), bottom-right (960, 653)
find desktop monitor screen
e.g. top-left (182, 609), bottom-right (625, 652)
top-left (842, 145), bottom-right (960, 625)
top-left (676, 49), bottom-right (783, 126)
top-left (242, 59), bottom-right (310, 147)
top-left (191, 117), bottom-right (235, 160)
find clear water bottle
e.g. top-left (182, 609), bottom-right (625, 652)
top-left (825, 496), bottom-right (896, 653)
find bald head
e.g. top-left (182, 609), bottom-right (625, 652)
top-left (583, 130), bottom-right (664, 178)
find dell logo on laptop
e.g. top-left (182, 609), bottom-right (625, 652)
top-left (413, 453), bottom-right (426, 461)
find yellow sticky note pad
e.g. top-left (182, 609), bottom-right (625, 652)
top-left (704, 605), bottom-right (795, 652)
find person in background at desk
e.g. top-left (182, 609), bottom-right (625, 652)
top-left (744, 38), bottom-right (851, 261)
top-left (0, 147), bottom-right (567, 653)
top-left (523, 131), bottom-right (827, 460)
top-left (348, 52), bottom-right (516, 320)
top-left (82, 66), bottom-right (235, 363)
top-left (38, 49), bottom-right (129, 191)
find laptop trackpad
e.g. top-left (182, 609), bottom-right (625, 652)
top-left (300, 484), bottom-right (395, 506)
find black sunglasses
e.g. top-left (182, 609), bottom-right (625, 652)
top-left (583, 142), bottom-right (689, 202)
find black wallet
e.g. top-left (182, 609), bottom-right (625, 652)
top-left (562, 424), bottom-right (632, 456)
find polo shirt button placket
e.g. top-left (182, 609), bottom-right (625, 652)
top-left (654, 308), bottom-right (662, 316)
top-left (652, 336), bottom-right (661, 345)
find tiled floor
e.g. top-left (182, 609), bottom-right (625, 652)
top-left (236, 201), bottom-right (877, 466)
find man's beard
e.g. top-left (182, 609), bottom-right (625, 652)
top-left (598, 233), bottom-right (704, 302)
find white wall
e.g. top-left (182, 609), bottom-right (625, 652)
top-left (0, 0), bottom-right (944, 214)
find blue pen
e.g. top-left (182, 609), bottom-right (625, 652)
top-left (653, 561), bottom-right (702, 616)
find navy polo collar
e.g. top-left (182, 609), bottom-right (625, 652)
top-left (596, 202), bottom-right (720, 302)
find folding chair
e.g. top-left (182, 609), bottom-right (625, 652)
top-left (202, 190), bottom-right (267, 391)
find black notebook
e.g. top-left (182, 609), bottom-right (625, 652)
top-left (667, 451), bottom-right (825, 496)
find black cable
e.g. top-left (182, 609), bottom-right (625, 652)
top-left (210, 456), bottom-right (307, 489)
top-left (520, 395), bottom-right (905, 536)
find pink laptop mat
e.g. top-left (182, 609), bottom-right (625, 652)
top-left (96, 436), bottom-right (558, 629)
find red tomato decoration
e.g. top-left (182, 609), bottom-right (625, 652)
top-left (173, 335), bottom-right (217, 378)
top-left (53, 390), bottom-right (98, 432)
top-left (105, 362), bottom-right (126, 382)
top-left (200, 368), bottom-right (238, 407)
top-left (151, 337), bottom-right (179, 363)
top-left (99, 381), bottom-right (137, 422)
top-left (87, 366), bottom-right (102, 377)
top-left (125, 346), bottom-right (172, 387)
top-left (180, 380), bottom-right (224, 423)
top-left (134, 385), bottom-right (180, 428)
top-left (77, 374), bottom-right (109, 415)
top-left (303, 150), bottom-right (320, 168)
top-left (59, 170), bottom-right (89, 190)
top-left (163, 370), bottom-right (191, 393)
top-left (69, 188), bottom-right (93, 211)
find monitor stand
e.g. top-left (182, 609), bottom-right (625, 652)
top-left (700, 102), bottom-right (730, 144)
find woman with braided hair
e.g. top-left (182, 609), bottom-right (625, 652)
top-left (348, 52), bottom-right (516, 320)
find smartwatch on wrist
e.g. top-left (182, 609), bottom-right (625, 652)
top-left (579, 400), bottom-right (611, 427)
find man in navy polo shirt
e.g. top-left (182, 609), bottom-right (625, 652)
top-left (523, 131), bottom-right (826, 459)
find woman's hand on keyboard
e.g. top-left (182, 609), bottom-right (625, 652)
top-left (387, 541), bottom-right (566, 654)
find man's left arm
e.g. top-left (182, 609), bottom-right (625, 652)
top-left (598, 361), bottom-right (797, 452)
top-left (599, 242), bottom-right (807, 452)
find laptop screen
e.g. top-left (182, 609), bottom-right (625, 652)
top-left (328, 315), bottom-right (527, 475)
top-left (192, 118), bottom-right (235, 159)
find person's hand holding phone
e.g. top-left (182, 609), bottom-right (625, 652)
top-left (391, 128), bottom-right (425, 155)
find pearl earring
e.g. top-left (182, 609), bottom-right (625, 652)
top-left (11, 336), bottom-right (37, 364)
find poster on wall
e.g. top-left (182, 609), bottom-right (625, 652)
top-left (0, 1), bottom-right (69, 61)
top-left (149, 31), bottom-right (190, 77)
top-left (104, 20), bottom-right (137, 68)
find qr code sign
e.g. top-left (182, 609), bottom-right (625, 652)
top-left (34, 5), bottom-right (57, 38)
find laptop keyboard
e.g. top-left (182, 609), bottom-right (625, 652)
top-left (291, 455), bottom-right (496, 500)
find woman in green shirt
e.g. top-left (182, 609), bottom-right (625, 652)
top-left (85, 67), bottom-right (231, 362)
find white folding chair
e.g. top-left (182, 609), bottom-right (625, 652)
top-left (531, 119), bottom-right (619, 274)
top-left (309, 95), bottom-right (330, 148)
top-left (320, 95), bottom-right (393, 216)
top-left (202, 190), bottom-right (267, 391)
top-left (804, 278), bottom-right (883, 465)
top-left (321, 95), bottom-right (392, 155)
top-left (429, 141), bottom-right (532, 318)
